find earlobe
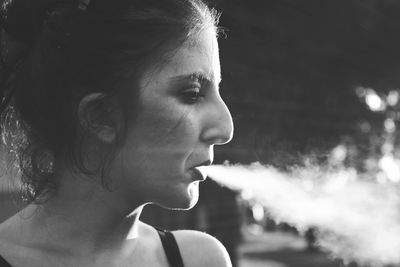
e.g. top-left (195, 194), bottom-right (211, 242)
top-left (78, 93), bottom-right (117, 144)
top-left (96, 125), bottom-right (117, 143)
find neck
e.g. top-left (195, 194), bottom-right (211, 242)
top-left (16, 168), bottom-right (146, 255)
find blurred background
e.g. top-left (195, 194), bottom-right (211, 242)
top-left (148, 1), bottom-right (400, 266)
top-left (3, 0), bottom-right (400, 266)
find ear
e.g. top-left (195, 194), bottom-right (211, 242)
top-left (78, 93), bottom-right (117, 144)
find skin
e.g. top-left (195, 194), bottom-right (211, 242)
top-left (110, 27), bottom-right (233, 210)
top-left (0, 27), bottom-right (233, 267)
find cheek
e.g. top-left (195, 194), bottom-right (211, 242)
top-left (135, 103), bottom-right (198, 150)
top-left (118, 105), bottom-right (199, 177)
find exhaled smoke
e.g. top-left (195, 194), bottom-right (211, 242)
top-left (200, 162), bottom-right (400, 267)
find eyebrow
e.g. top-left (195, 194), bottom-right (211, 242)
top-left (169, 72), bottom-right (221, 85)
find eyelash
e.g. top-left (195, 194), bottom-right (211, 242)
top-left (180, 86), bottom-right (205, 104)
top-left (180, 75), bottom-right (207, 104)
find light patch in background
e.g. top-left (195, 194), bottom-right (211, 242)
top-left (200, 163), bottom-right (400, 267)
top-left (379, 155), bottom-right (400, 183)
top-left (384, 118), bottom-right (396, 133)
top-left (387, 90), bottom-right (399, 107)
top-left (356, 86), bottom-right (387, 112)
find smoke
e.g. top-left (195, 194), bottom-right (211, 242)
top-left (200, 162), bottom-right (400, 267)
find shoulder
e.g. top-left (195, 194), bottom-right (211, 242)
top-left (172, 230), bottom-right (232, 267)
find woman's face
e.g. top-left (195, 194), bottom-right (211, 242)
top-left (111, 28), bottom-right (233, 209)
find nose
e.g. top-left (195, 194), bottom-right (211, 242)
top-left (201, 95), bottom-right (234, 145)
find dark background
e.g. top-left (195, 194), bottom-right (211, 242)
top-left (3, 1), bottom-right (400, 266)
top-left (212, 0), bottom-right (400, 166)
top-left (145, 2), bottom-right (400, 266)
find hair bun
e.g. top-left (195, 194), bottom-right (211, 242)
top-left (1, 0), bottom-right (42, 110)
top-left (2, 0), bottom-right (49, 43)
top-left (0, 0), bottom-right (87, 107)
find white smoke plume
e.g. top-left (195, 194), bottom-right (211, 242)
top-left (200, 162), bottom-right (400, 267)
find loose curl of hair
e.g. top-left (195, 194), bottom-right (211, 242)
top-left (0, 0), bottom-right (221, 203)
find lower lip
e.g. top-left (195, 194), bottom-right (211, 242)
top-left (189, 168), bottom-right (207, 181)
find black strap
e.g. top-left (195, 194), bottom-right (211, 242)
top-left (0, 255), bottom-right (12, 267)
top-left (156, 229), bottom-right (185, 267)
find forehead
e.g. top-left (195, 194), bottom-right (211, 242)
top-left (140, 28), bottom-right (221, 88)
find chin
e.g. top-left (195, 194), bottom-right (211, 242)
top-left (157, 181), bottom-right (200, 210)
top-left (184, 181), bottom-right (200, 209)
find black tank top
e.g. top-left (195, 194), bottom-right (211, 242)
top-left (156, 228), bottom-right (185, 267)
top-left (0, 255), bottom-right (10, 267)
top-left (0, 229), bottom-right (184, 267)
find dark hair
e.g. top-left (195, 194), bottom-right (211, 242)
top-left (0, 0), bottom-right (221, 203)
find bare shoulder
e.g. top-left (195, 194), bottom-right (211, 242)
top-left (172, 230), bottom-right (232, 267)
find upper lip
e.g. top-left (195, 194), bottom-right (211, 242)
top-left (192, 160), bottom-right (212, 168)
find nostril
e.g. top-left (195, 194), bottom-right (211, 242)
top-left (214, 107), bottom-right (234, 145)
top-left (216, 123), bottom-right (234, 145)
top-left (201, 97), bottom-right (234, 145)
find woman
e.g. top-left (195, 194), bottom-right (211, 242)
top-left (0, 0), bottom-right (234, 266)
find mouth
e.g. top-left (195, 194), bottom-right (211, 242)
top-left (190, 160), bottom-right (212, 181)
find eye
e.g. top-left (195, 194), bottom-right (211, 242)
top-left (180, 87), bottom-right (204, 104)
